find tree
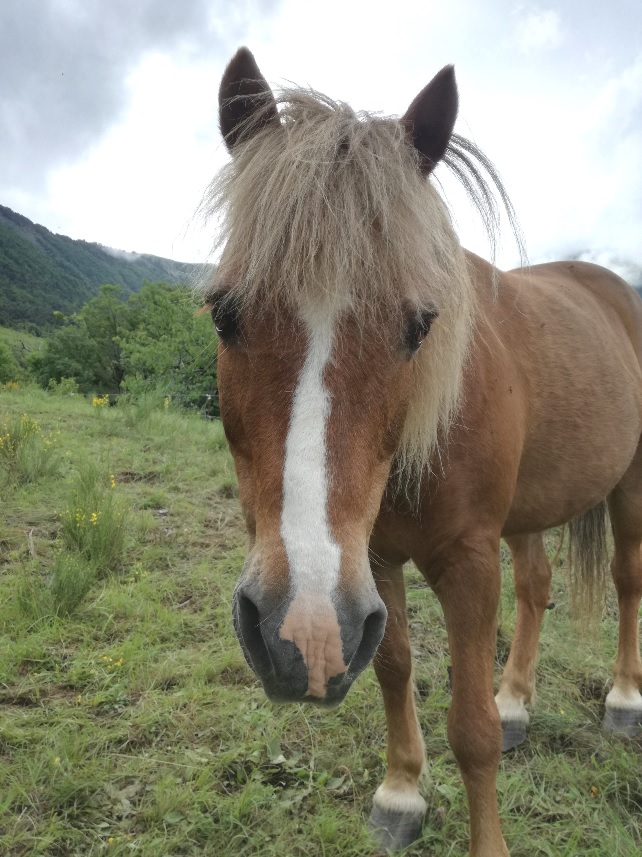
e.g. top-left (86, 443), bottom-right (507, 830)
top-left (119, 282), bottom-right (217, 406)
top-left (31, 282), bottom-right (218, 403)
top-left (33, 285), bottom-right (129, 392)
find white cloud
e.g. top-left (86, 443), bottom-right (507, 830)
top-left (514, 7), bottom-right (563, 54)
top-left (577, 251), bottom-right (641, 286)
top-left (3, 0), bottom-right (642, 274)
top-left (39, 52), bottom-right (227, 261)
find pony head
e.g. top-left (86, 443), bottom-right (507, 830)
top-left (204, 48), bottom-right (474, 704)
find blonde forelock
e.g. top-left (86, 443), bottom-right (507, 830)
top-left (199, 87), bottom-right (481, 480)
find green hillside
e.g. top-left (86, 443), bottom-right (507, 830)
top-left (0, 324), bottom-right (42, 353)
top-left (0, 324), bottom-right (43, 380)
top-left (0, 205), bottom-right (200, 331)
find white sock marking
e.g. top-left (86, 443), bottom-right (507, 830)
top-left (605, 686), bottom-right (642, 711)
top-left (373, 782), bottom-right (427, 817)
top-left (495, 687), bottom-right (531, 726)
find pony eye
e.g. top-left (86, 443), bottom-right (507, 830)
top-left (211, 294), bottom-right (241, 342)
top-left (403, 308), bottom-right (439, 354)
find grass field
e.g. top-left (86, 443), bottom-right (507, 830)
top-left (0, 326), bottom-right (43, 351)
top-left (1, 385), bottom-right (641, 856)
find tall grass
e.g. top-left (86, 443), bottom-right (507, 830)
top-left (0, 412), bottom-right (60, 487)
top-left (17, 553), bottom-right (97, 621)
top-left (60, 461), bottom-right (129, 575)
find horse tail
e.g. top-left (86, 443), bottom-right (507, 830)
top-left (567, 500), bottom-right (610, 620)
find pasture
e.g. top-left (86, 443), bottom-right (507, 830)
top-left (0, 385), bottom-right (641, 855)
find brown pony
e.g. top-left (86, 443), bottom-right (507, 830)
top-left (203, 48), bottom-right (642, 856)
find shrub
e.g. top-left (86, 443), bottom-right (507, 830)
top-left (119, 386), bottom-right (170, 428)
top-left (48, 377), bottom-right (79, 396)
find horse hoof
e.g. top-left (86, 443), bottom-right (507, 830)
top-left (501, 720), bottom-right (527, 752)
top-left (602, 707), bottom-right (642, 737)
top-left (368, 804), bottom-right (424, 852)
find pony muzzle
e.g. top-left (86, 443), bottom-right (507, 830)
top-left (233, 580), bottom-right (387, 706)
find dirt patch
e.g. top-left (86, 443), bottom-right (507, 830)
top-left (215, 484), bottom-right (238, 499)
top-left (578, 676), bottom-right (608, 703)
top-left (218, 663), bottom-right (254, 687)
top-left (0, 689), bottom-right (42, 708)
top-left (117, 470), bottom-right (160, 484)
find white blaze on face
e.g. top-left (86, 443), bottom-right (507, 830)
top-left (279, 304), bottom-right (347, 696)
top-left (281, 306), bottom-right (341, 594)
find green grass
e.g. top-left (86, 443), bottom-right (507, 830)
top-left (0, 325), bottom-right (43, 357)
top-left (0, 325), bottom-right (43, 382)
top-left (0, 386), bottom-right (640, 855)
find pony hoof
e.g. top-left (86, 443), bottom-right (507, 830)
top-left (501, 720), bottom-right (527, 752)
top-left (602, 707), bottom-right (642, 737)
top-left (368, 805), bottom-right (424, 852)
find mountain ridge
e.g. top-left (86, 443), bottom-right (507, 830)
top-left (0, 204), bottom-right (201, 331)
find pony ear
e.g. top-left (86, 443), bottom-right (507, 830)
top-left (219, 47), bottom-right (279, 152)
top-left (402, 65), bottom-right (458, 176)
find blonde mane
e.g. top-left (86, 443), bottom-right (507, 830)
top-left (199, 88), bottom-right (513, 480)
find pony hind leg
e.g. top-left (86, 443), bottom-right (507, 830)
top-left (368, 561), bottom-right (427, 852)
top-left (495, 533), bottom-right (552, 751)
top-left (604, 472), bottom-right (642, 736)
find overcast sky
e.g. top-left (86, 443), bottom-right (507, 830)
top-left (1, 0), bottom-right (641, 277)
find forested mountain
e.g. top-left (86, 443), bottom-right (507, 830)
top-left (0, 205), bottom-right (201, 331)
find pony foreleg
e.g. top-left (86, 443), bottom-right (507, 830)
top-left (368, 562), bottom-right (427, 852)
top-left (436, 537), bottom-right (510, 857)
top-left (495, 533), bottom-right (552, 750)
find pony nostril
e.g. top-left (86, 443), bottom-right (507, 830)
top-left (348, 604), bottom-right (387, 679)
top-left (234, 592), bottom-right (272, 677)
top-left (233, 588), bottom-right (310, 701)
